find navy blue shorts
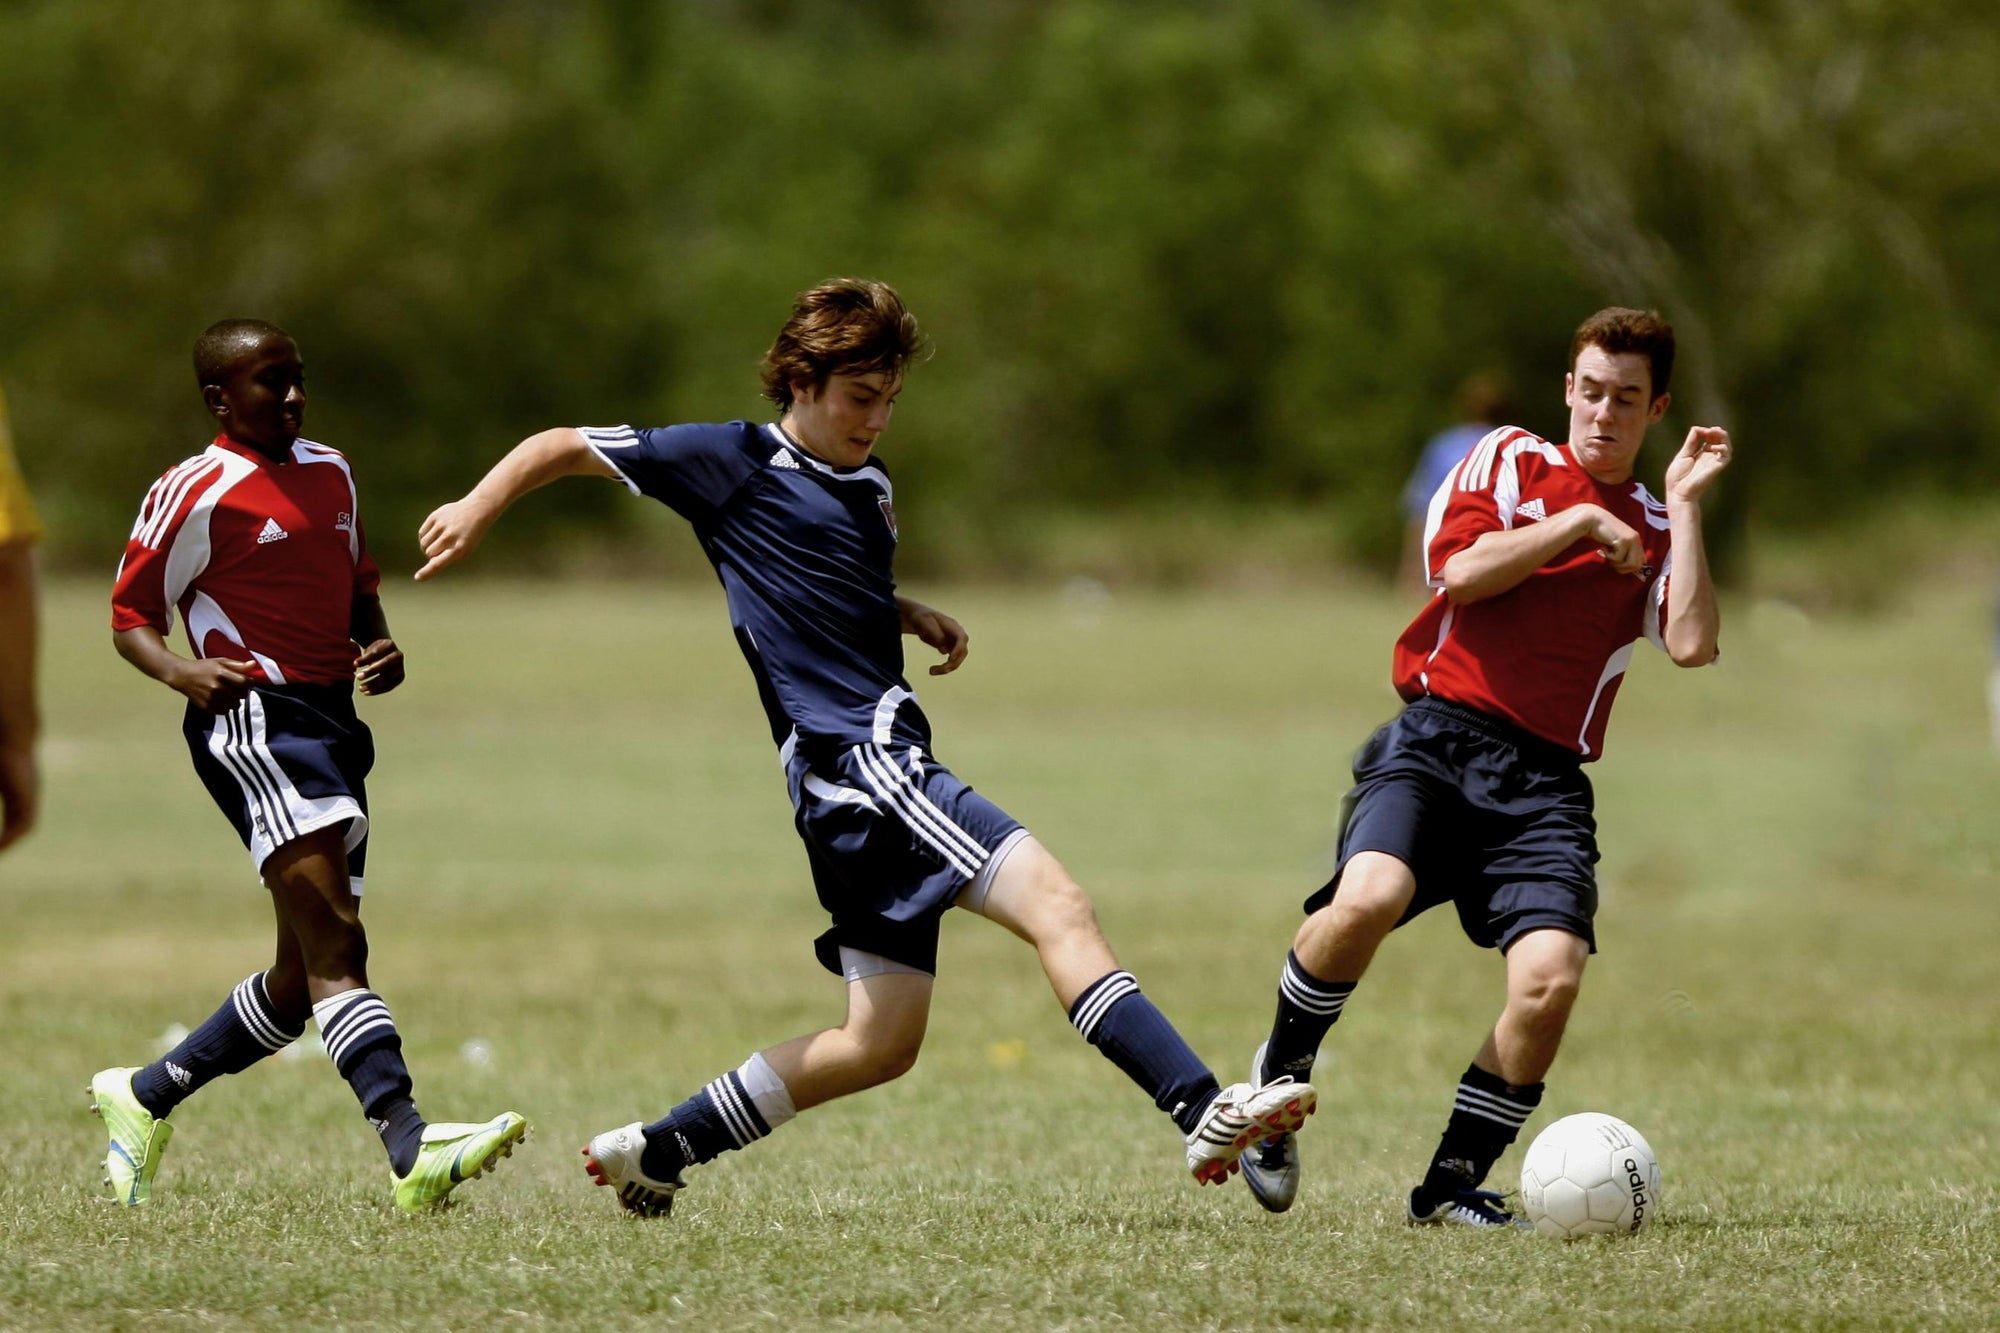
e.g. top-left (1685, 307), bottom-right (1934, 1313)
top-left (183, 683), bottom-right (372, 890)
top-left (1304, 697), bottom-right (1599, 952)
top-left (785, 737), bottom-right (1024, 976)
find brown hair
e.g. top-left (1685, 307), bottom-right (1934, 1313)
top-left (1570, 307), bottom-right (1675, 399)
top-left (759, 279), bottom-right (928, 411)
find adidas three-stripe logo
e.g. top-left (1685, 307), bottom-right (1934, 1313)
top-left (256, 517), bottom-right (289, 544)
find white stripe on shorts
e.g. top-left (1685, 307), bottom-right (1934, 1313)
top-left (203, 694), bottom-right (369, 875)
top-left (852, 743), bottom-right (987, 878)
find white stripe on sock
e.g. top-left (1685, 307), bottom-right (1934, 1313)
top-left (1455, 1085), bottom-right (1536, 1127)
top-left (1279, 961), bottom-right (1349, 1016)
top-left (231, 975), bottom-right (291, 1051)
top-left (705, 1076), bottom-right (761, 1148)
top-left (1070, 971), bottom-right (1139, 1040)
top-left (312, 990), bottom-right (397, 1068)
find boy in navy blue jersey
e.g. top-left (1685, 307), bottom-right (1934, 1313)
top-left (92, 319), bottom-right (526, 1211)
top-left (416, 279), bottom-right (1314, 1214)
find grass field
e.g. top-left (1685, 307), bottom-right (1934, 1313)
top-left (4, 574), bottom-right (1996, 1330)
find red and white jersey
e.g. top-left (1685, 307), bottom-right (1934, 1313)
top-left (1393, 426), bottom-right (1675, 760)
top-left (111, 434), bottom-right (381, 686)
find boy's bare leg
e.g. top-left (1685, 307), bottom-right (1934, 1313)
top-left (964, 837), bottom-right (1118, 1007)
top-left (759, 970), bottom-right (934, 1111)
top-left (966, 836), bottom-right (1311, 1180)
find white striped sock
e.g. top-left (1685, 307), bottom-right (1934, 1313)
top-left (1069, 971), bottom-right (1140, 1041)
top-left (311, 988), bottom-right (398, 1070)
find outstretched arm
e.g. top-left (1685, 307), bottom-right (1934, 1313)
top-left (1660, 427), bottom-right (1733, 666)
top-left (897, 595), bottom-right (969, 675)
top-left (415, 428), bottom-right (618, 581)
top-left (1440, 503), bottom-right (1645, 604)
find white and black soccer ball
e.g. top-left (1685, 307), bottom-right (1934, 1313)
top-left (1519, 1112), bottom-right (1661, 1239)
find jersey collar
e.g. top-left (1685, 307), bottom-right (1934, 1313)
top-left (762, 423), bottom-right (888, 482)
top-left (210, 432), bottom-right (300, 467)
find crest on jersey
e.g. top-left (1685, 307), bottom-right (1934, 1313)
top-left (878, 497), bottom-right (899, 539)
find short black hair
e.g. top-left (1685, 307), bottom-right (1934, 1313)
top-left (194, 319), bottom-right (293, 389)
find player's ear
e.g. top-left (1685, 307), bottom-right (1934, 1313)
top-left (1647, 391), bottom-right (1670, 424)
top-left (789, 374), bottom-right (818, 407)
top-left (202, 384), bottom-right (228, 418)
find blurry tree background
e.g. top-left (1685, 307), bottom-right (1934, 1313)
top-left (3, 0), bottom-right (1994, 583)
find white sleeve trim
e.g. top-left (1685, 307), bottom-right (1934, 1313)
top-left (577, 426), bottom-right (644, 495)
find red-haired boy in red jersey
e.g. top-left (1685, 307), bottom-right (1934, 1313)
top-left (1242, 308), bottom-right (1733, 1225)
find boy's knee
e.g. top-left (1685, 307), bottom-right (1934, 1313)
top-left (982, 845), bottom-right (1106, 946)
top-left (1032, 872), bottom-right (1102, 941)
top-left (1510, 966), bottom-right (1582, 1032)
top-left (851, 1025), bottom-right (923, 1086)
top-left (1327, 858), bottom-right (1412, 929)
top-left (301, 914), bottom-right (369, 979)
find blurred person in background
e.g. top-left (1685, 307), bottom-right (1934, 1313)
top-left (1400, 372), bottom-right (1516, 593)
top-left (0, 383), bottom-right (44, 854)
top-left (1241, 308), bottom-right (1731, 1226)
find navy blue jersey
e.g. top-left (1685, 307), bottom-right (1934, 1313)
top-left (581, 421), bottom-right (925, 760)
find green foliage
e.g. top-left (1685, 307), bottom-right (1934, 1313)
top-left (3, 0), bottom-right (1995, 577)
top-left (5, 576), bottom-right (1997, 1327)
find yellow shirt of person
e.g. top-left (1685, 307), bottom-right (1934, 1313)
top-left (0, 385), bottom-right (44, 546)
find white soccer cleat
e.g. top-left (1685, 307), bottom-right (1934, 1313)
top-left (581, 1121), bottom-right (683, 1217)
top-left (1239, 1041), bottom-right (1303, 1213)
top-left (1186, 1077), bottom-right (1316, 1187)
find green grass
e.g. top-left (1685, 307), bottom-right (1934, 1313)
top-left (4, 575), bottom-right (1996, 1330)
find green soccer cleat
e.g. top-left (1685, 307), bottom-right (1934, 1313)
top-left (88, 1067), bottom-right (173, 1207)
top-left (391, 1112), bottom-right (529, 1213)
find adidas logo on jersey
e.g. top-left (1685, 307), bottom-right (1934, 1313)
top-left (1516, 497), bottom-right (1547, 522)
top-left (256, 517), bottom-right (289, 544)
top-left (768, 449), bottom-right (799, 470)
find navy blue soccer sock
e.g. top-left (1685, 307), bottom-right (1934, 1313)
top-left (131, 971), bottom-right (306, 1119)
top-left (1068, 970), bottom-right (1221, 1136)
top-left (1412, 1062), bottom-right (1543, 1212)
top-left (640, 1068), bottom-right (777, 1183)
top-left (1258, 950), bottom-right (1355, 1085)
top-left (312, 988), bottom-right (426, 1176)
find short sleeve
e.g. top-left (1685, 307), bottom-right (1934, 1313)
top-left (110, 455), bottom-right (225, 634)
top-left (1418, 427), bottom-right (1560, 587)
top-left (580, 423), bottom-right (761, 523)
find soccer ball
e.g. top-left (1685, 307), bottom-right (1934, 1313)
top-left (1518, 1112), bottom-right (1661, 1239)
